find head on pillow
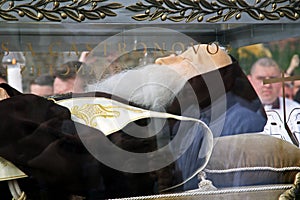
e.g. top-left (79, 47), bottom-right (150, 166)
top-left (155, 43), bottom-right (232, 80)
top-left (86, 44), bottom-right (235, 111)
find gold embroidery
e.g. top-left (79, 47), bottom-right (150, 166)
top-left (70, 104), bottom-right (144, 128)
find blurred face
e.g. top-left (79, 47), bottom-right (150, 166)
top-left (53, 77), bottom-right (84, 95)
top-left (30, 84), bottom-right (53, 96)
top-left (0, 78), bottom-right (6, 84)
top-left (280, 83), bottom-right (293, 99)
top-left (293, 80), bottom-right (300, 96)
top-left (248, 65), bottom-right (281, 105)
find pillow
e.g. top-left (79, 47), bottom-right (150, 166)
top-left (204, 133), bottom-right (300, 187)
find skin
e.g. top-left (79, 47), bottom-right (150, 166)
top-left (30, 84), bottom-right (53, 97)
top-left (155, 54), bottom-right (199, 80)
top-left (293, 80), bottom-right (300, 97)
top-left (154, 44), bottom-right (232, 80)
top-left (53, 77), bottom-right (84, 95)
top-left (279, 83), bottom-right (293, 100)
top-left (0, 78), bottom-right (6, 84)
top-left (248, 65), bottom-right (281, 105)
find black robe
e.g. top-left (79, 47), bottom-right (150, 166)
top-left (0, 59), bottom-right (266, 199)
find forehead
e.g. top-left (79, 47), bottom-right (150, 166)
top-left (252, 65), bottom-right (280, 76)
top-left (294, 80), bottom-right (300, 87)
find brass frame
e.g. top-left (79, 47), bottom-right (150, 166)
top-left (0, 0), bottom-right (298, 22)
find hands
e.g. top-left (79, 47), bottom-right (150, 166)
top-left (286, 54), bottom-right (299, 76)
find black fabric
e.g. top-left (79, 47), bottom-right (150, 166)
top-left (0, 60), bottom-right (267, 199)
top-left (0, 85), bottom-right (192, 199)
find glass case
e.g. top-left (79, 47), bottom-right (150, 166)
top-left (0, 0), bottom-right (300, 200)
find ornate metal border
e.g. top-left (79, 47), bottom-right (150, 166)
top-left (127, 0), bottom-right (300, 22)
top-left (0, 0), bottom-right (123, 22)
top-left (0, 0), bottom-right (299, 22)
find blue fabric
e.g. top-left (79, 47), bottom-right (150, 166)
top-left (174, 91), bottom-right (267, 191)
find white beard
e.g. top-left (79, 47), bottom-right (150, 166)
top-left (86, 64), bottom-right (188, 111)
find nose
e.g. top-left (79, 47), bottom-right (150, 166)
top-left (155, 54), bottom-right (184, 65)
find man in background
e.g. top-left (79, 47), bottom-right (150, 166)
top-left (248, 57), bottom-right (300, 145)
top-left (0, 64), bottom-right (7, 84)
top-left (29, 74), bottom-right (54, 97)
top-left (53, 60), bottom-right (84, 94)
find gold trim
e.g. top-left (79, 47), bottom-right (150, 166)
top-left (126, 0), bottom-right (300, 22)
top-left (70, 102), bottom-right (144, 128)
top-left (71, 104), bottom-right (120, 127)
top-left (0, 0), bottom-right (123, 22)
top-left (0, 157), bottom-right (27, 181)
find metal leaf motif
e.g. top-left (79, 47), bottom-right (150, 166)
top-left (217, 0), bottom-right (235, 6)
top-left (263, 12), bottom-right (280, 20)
top-left (42, 11), bottom-right (61, 21)
top-left (199, 0), bottom-right (213, 10)
top-left (168, 15), bottom-right (185, 22)
top-left (22, 8), bottom-right (39, 20)
top-left (82, 11), bottom-right (101, 19)
top-left (236, 0), bottom-right (248, 7)
top-left (126, 5), bottom-right (146, 12)
top-left (150, 10), bottom-right (164, 21)
top-left (105, 3), bottom-right (124, 9)
top-left (127, 0), bottom-right (300, 23)
top-left (280, 8), bottom-right (297, 20)
top-left (178, 0), bottom-right (197, 7)
top-left (0, 12), bottom-right (17, 20)
top-left (163, 0), bottom-right (178, 10)
top-left (99, 7), bottom-right (116, 16)
top-left (132, 13), bottom-right (149, 21)
top-left (0, 0), bottom-right (298, 22)
top-left (0, 0), bottom-right (123, 22)
top-left (247, 9), bottom-right (260, 20)
top-left (223, 10), bottom-right (237, 21)
top-left (186, 11), bottom-right (199, 22)
top-left (206, 15), bottom-right (223, 22)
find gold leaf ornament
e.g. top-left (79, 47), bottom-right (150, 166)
top-left (0, 12), bottom-right (17, 20)
top-left (223, 9), bottom-right (237, 21)
top-left (132, 13), bottom-right (150, 20)
top-left (163, 0), bottom-right (179, 10)
top-left (0, 0), bottom-right (123, 21)
top-left (236, 0), bottom-right (248, 7)
top-left (150, 9), bottom-right (164, 20)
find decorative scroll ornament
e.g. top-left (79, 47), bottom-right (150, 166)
top-left (0, 0), bottom-right (123, 22)
top-left (71, 104), bottom-right (121, 127)
top-left (126, 0), bottom-right (300, 22)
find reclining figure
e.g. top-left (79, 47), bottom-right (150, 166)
top-left (0, 44), bottom-right (298, 200)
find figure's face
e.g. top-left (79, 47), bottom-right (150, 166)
top-left (154, 44), bottom-right (232, 80)
top-left (30, 84), bottom-right (53, 97)
top-left (248, 65), bottom-right (281, 105)
top-left (155, 54), bottom-right (198, 80)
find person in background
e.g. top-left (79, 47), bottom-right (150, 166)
top-left (0, 65), bottom-right (7, 84)
top-left (283, 54), bottom-right (300, 100)
top-left (248, 57), bottom-right (300, 145)
top-left (53, 60), bottom-right (84, 94)
top-left (293, 80), bottom-right (300, 102)
top-left (248, 57), bottom-right (299, 113)
top-left (280, 82), bottom-right (294, 100)
top-left (29, 74), bottom-right (54, 97)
